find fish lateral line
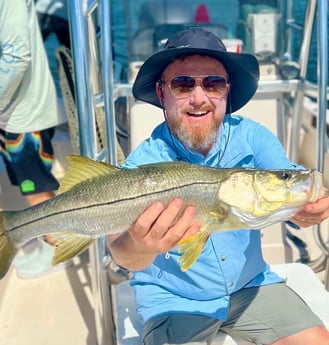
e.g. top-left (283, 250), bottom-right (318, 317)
top-left (5, 179), bottom-right (220, 236)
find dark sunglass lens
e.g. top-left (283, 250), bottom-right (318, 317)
top-left (203, 76), bottom-right (226, 91)
top-left (170, 76), bottom-right (195, 94)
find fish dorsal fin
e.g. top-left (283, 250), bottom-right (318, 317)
top-left (50, 231), bottom-right (94, 265)
top-left (59, 155), bottom-right (119, 193)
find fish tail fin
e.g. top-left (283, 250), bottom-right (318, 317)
top-left (0, 212), bottom-right (16, 279)
top-left (178, 231), bottom-right (210, 271)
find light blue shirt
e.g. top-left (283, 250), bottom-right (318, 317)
top-left (122, 114), bottom-right (302, 325)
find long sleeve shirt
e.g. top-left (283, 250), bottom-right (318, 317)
top-left (122, 114), bottom-right (303, 324)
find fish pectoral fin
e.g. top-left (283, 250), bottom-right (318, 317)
top-left (51, 232), bottom-right (94, 265)
top-left (178, 231), bottom-right (210, 271)
top-left (209, 207), bottom-right (228, 221)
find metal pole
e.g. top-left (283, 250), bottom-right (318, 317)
top-left (313, 0), bottom-right (329, 289)
top-left (315, 0), bottom-right (328, 172)
top-left (67, 0), bottom-right (97, 158)
top-left (289, 0), bottom-right (317, 161)
top-left (100, 0), bottom-right (117, 166)
top-left (67, 1), bottom-right (116, 343)
top-left (89, 1), bottom-right (118, 344)
top-left (285, 0), bottom-right (294, 56)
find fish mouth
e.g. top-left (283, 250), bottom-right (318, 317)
top-left (305, 171), bottom-right (329, 200)
top-left (290, 171), bottom-right (326, 202)
top-left (187, 110), bottom-right (210, 117)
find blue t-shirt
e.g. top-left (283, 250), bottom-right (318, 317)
top-left (122, 114), bottom-right (302, 325)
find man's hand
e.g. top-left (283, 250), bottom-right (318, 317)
top-left (107, 198), bottom-right (201, 271)
top-left (291, 196), bottom-right (329, 227)
top-left (129, 198), bottom-right (201, 255)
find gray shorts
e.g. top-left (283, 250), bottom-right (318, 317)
top-left (143, 283), bottom-right (324, 345)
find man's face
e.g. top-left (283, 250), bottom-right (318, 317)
top-left (157, 55), bottom-right (229, 155)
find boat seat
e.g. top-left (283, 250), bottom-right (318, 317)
top-left (114, 263), bottom-right (329, 345)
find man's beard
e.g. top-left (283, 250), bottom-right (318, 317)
top-left (167, 116), bottom-right (221, 152)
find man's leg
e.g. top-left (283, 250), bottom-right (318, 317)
top-left (143, 314), bottom-right (222, 345)
top-left (221, 283), bottom-right (329, 345)
top-left (270, 326), bottom-right (329, 345)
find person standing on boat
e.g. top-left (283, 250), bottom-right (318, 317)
top-left (0, 0), bottom-right (68, 278)
top-left (107, 28), bottom-right (329, 344)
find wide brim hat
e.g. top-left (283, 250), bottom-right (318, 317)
top-left (132, 27), bottom-right (260, 113)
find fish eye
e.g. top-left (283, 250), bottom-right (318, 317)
top-left (280, 172), bottom-right (292, 180)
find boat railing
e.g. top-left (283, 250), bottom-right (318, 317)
top-left (65, 1), bottom-right (329, 344)
top-left (67, 1), bottom-right (119, 344)
top-left (111, 79), bottom-right (329, 102)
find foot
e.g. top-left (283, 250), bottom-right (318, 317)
top-left (14, 239), bottom-right (42, 266)
top-left (15, 239), bottom-right (72, 279)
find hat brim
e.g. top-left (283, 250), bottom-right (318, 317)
top-left (132, 47), bottom-right (259, 113)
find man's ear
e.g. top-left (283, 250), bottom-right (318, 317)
top-left (156, 81), bottom-right (164, 106)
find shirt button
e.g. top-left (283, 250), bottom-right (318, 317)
top-left (229, 282), bottom-right (234, 288)
top-left (221, 255), bottom-right (226, 261)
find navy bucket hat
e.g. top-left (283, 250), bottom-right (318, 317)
top-left (132, 27), bottom-right (260, 113)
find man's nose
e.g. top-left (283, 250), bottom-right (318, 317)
top-left (189, 83), bottom-right (208, 104)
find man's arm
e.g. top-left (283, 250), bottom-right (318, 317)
top-left (107, 198), bottom-right (201, 271)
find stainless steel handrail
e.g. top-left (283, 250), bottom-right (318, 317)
top-left (313, 0), bottom-right (329, 289)
top-left (110, 79), bottom-right (329, 106)
top-left (67, 0), bottom-right (97, 159)
top-left (67, 1), bottom-right (116, 344)
top-left (289, 0), bottom-right (317, 162)
top-left (100, 0), bottom-right (118, 166)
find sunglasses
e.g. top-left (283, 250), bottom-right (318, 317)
top-left (162, 75), bottom-right (229, 99)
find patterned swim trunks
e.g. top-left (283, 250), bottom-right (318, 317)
top-left (0, 128), bottom-right (59, 195)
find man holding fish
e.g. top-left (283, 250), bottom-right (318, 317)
top-left (107, 28), bottom-right (329, 344)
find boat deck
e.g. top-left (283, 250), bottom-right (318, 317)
top-left (0, 253), bottom-right (97, 345)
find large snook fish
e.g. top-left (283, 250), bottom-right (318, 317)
top-left (0, 155), bottom-right (327, 278)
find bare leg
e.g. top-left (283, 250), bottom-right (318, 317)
top-left (25, 191), bottom-right (55, 205)
top-left (271, 326), bottom-right (329, 345)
